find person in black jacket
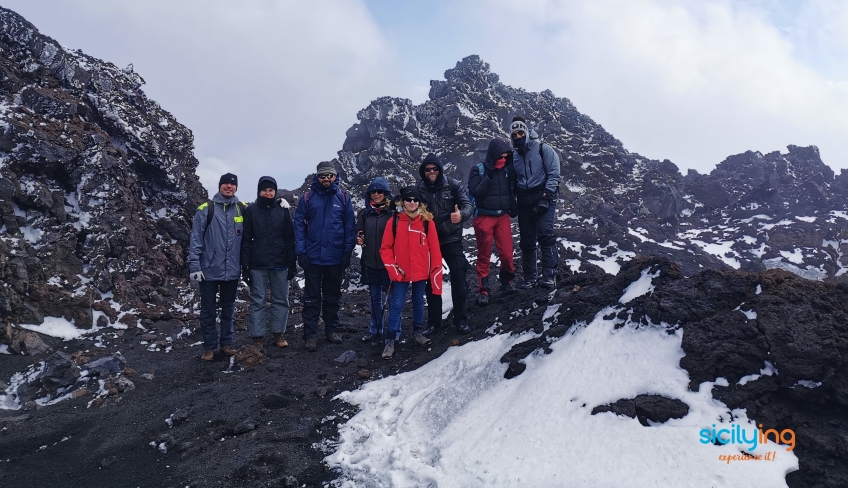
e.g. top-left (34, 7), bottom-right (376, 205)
top-left (417, 153), bottom-right (474, 334)
top-left (355, 177), bottom-right (394, 342)
top-left (468, 138), bottom-right (517, 305)
top-left (240, 176), bottom-right (297, 349)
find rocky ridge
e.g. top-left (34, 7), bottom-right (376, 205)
top-left (0, 7), bottom-right (206, 335)
top-left (319, 55), bottom-right (848, 281)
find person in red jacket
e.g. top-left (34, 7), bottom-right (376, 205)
top-left (379, 187), bottom-right (443, 359)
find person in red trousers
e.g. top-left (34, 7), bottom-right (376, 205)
top-left (467, 138), bottom-right (517, 305)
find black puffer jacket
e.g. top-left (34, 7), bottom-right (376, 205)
top-left (241, 176), bottom-right (296, 269)
top-left (468, 138), bottom-right (516, 216)
top-left (356, 177), bottom-right (394, 270)
top-left (417, 154), bottom-right (474, 245)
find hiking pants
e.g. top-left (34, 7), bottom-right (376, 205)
top-left (387, 280), bottom-right (426, 341)
top-left (517, 201), bottom-right (558, 278)
top-left (425, 241), bottom-right (468, 328)
top-left (199, 279), bottom-right (238, 350)
top-left (363, 267), bottom-right (390, 336)
top-left (302, 264), bottom-right (342, 340)
top-left (248, 268), bottom-right (290, 338)
top-left (472, 214), bottom-right (515, 293)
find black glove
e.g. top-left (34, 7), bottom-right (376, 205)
top-left (297, 254), bottom-right (309, 271)
top-left (341, 252), bottom-right (352, 270)
top-left (287, 263), bottom-right (297, 281)
top-left (535, 198), bottom-right (550, 215)
top-left (508, 208), bottom-right (517, 218)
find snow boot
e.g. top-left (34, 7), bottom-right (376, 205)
top-left (382, 340), bottom-right (395, 359)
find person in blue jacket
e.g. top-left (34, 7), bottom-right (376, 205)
top-left (294, 161), bottom-right (356, 352)
top-left (188, 173), bottom-right (245, 361)
top-left (510, 115), bottom-right (561, 289)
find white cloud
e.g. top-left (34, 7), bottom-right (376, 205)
top-left (453, 0), bottom-right (848, 173)
top-left (3, 0), bottom-right (401, 193)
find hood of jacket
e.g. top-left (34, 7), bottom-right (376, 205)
top-left (256, 175), bottom-right (278, 198)
top-left (485, 138), bottom-right (512, 168)
top-left (363, 176), bottom-right (392, 205)
top-left (310, 174), bottom-right (340, 195)
top-left (418, 153), bottom-right (446, 188)
top-left (211, 192), bottom-right (240, 205)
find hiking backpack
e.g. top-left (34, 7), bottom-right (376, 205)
top-left (201, 199), bottom-right (246, 231)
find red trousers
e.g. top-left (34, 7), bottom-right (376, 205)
top-left (472, 214), bottom-right (515, 293)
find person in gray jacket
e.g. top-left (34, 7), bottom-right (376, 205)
top-left (510, 115), bottom-right (561, 289)
top-left (188, 173), bottom-right (246, 361)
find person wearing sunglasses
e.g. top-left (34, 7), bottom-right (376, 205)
top-left (355, 176), bottom-right (395, 343)
top-left (510, 115), bottom-right (561, 289)
top-left (294, 161), bottom-right (356, 352)
top-left (379, 187), bottom-right (443, 359)
top-left (240, 176), bottom-right (297, 350)
top-left (416, 153), bottom-right (474, 335)
top-left (468, 138), bottom-right (517, 305)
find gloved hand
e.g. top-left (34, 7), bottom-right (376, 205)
top-left (297, 254), bottom-right (309, 271)
top-left (508, 208), bottom-right (517, 218)
top-left (278, 198), bottom-right (290, 209)
top-left (341, 251), bottom-right (352, 270)
top-left (287, 263), bottom-right (297, 281)
top-left (535, 198), bottom-right (550, 215)
top-left (190, 271), bottom-right (205, 282)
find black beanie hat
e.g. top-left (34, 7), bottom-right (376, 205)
top-left (219, 173), bottom-right (238, 187)
top-left (400, 186), bottom-right (423, 201)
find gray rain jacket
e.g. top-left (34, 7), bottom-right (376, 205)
top-left (188, 192), bottom-right (245, 281)
top-left (512, 129), bottom-right (561, 196)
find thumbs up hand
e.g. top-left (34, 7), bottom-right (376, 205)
top-left (450, 204), bottom-right (462, 224)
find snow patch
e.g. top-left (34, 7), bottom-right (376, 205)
top-left (619, 268), bottom-right (660, 304)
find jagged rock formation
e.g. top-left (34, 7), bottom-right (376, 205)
top-left (314, 55), bottom-right (848, 281)
top-left (0, 7), bottom-right (206, 329)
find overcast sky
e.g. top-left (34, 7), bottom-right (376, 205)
top-left (4, 0), bottom-right (847, 197)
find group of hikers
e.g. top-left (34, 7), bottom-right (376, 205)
top-left (187, 116), bottom-right (561, 360)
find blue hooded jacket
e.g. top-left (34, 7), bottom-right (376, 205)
top-left (188, 192), bottom-right (245, 281)
top-left (294, 175), bottom-right (356, 266)
top-left (512, 129), bottom-right (561, 196)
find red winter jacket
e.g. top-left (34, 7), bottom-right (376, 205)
top-left (379, 212), bottom-right (443, 295)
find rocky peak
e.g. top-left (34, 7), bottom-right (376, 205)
top-left (0, 7), bottom-right (206, 328)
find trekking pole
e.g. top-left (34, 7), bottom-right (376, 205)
top-left (381, 282), bottom-right (392, 334)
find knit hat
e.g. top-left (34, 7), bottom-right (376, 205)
top-left (219, 173), bottom-right (238, 187)
top-left (316, 161), bottom-right (337, 175)
top-left (257, 176), bottom-right (277, 194)
top-left (510, 117), bottom-right (528, 136)
top-left (400, 186), bottom-right (422, 201)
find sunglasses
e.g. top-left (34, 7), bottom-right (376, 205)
top-left (370, 190), bottom-right (385, 195)
top-left (317, 173), bottom-right (336, 179)
top-left (404, 197), bottom-right (420, 203)
top-left (511, 131), bottom-right (526, 139)
top-left (423, 167), bottom-right (439, 173)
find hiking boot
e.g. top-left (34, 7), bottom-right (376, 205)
top-left (421, 324), bottom-right (438, 337)
top-left (200, 350), bottom-right (214, 361)
top-left (252, 337), bottom-right (264, 350)
top-left (501, 281), bottom-right (516, 294)
top-left (361, 332), bottom-right (382, 342)
top-left (273, 333), bottom-right (288, 348)
top-left (456, 321), bottom-right (471, 335)
top-left (520, 275), bottom-right (539, 290)
top-left (413, 331), bottom-right (432, 346)
top-left (305, 338), bottom-right (317, 352)
top-left (381, 340), bottom-right (395, 359)
top-left (326, 332), bottom-right (343, 344)
top-left (476, 293), bottom-right (489, 306)
top-left (220, 345), bottom-right (237, 356)
top-left (539, 268), bottom-right (557, 289)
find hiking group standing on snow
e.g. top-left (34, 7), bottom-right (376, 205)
top-left (188, 116), bottom-right (561, 360)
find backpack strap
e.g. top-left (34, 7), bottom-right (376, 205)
top-left (205, 199), bottom-right (214, 231)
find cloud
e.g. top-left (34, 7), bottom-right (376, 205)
top-left (450, 0), bottom-right (848, 172)
top-left (3, 0), bottom-right (401, 194)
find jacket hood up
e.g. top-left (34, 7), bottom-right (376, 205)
top-left (363, 176), bottom-right (392, 205)
top-left (485, 138), bottom-right (512, 168)
top-left (418, 153), bottom-right (445, 187)
top-left (256, 176), bottom-right (278, 198)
